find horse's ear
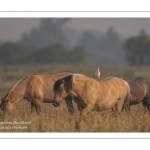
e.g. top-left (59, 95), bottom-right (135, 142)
top-left (52, 79), bottom-right (56, 82)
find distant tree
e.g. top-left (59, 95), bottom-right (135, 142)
top-left (69, 46), bottom-right (88, 63)
top-left (33, 43), bottom-right (69, 64)
top-left (101, 27), bottom-right (123, 52)
top-left (0, 42), bottom-right (36, 64)
top-left (27, 44), bottom-right (88, 64)
top-left (21, 18), bottom-right (70, 48)
top-left (123, 35), bottom-right (150, 65)
top-left (78, 31), bottom-right (101, 51)
top-left (77, 27), bottom-right (125, 65)
top-left (0, 41), bottom-right (88, 65)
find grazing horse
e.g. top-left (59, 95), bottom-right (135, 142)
top-left (0, 72), bottom-right (72, 115)
top-left (125, 77), bottom-right (150, 111)
top-left (53, 74), bottom-right (131, 116)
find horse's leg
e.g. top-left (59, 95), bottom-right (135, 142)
top-left (65, 96), bottom-right (74, 115)
top-left (80, 103), bottom-right (94, 116)
top-left (31, 102), bottom-right (35, 112)
top-left (123, 96), bottom-right (131, 113)
top-left (34, 99), bottom-right (42, 115)
top-left (73, 98), bottom-right (84, 112)
top-left (35, 104), bottom-right (41, 115)
top-left (116, 99), bottom-right (125, 113)
top-left (112, 104), bottom-right (117, 112)
top-left (142, 98), bottom-right (150, 113)
top-left (75, 103), bottom-right (94, 131)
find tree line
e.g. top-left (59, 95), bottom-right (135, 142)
top-left (0, 42), bottom-right (87, 65)
top-left (0, 18), bottom-right (150, 66)
top-left (22, 19), bottom-right (149, 66)
top-left (123, 33), bottom-right (150, 66)
top-left (1, 34), bottom-right (150, 66)
top-left (20, 19), bottom-right (126, 65)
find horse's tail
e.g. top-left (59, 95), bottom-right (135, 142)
top-left (124, 81), bottom-right (132, 112)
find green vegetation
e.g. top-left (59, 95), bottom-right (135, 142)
top-left (0, 43), bottom-right (87, 64)
top-left (123, 34), bottom-right (150, 66)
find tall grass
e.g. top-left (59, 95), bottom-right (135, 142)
top-left (0, 64), bottom-right (150, 132)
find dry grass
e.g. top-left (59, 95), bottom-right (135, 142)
top-left (0, 64), bottom-right (150, 132)
top-left (1, 101), bottom-right (150, 132)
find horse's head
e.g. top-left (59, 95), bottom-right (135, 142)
top-left (0, 94), bottom-right (14, 115)
top-left (53, 79), bottom-right (69, 107)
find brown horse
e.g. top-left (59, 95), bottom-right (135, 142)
top-left (124, 77), bottom-right (150, 111)
top-left (0, 72), bottom-right (73, 115)
top-left (53, 74), bottom-right (131, 116)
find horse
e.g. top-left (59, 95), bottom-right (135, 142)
top-left (124, 77), bottom-right (150, 111)
top-left (53, 74), bottom-right (131, 116)
top-left (0, 72), bottom-right (73, 115)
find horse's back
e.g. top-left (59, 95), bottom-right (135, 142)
top-left (102, 77), bottom-right (127, 87)
top-left (29, 72), bottom-right (72, 90)
top-left (28, 72), bottom-right (72, 84)
top-left (25, 72), bottom-right (72, 102)
top-left (101, 77), bottom-right (129, 98)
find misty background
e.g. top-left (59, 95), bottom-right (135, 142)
top-left (0, 18), bottom-right (150, 65)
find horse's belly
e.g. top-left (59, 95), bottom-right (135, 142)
top-left (130, 95), bottom-right (144, 105)
top-left (95, 99), bottom-right (116, 111)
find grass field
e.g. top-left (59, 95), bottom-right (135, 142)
top-left (0, 64), bottom-right (150, 132)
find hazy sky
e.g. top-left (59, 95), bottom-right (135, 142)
top-left (0, 18), bottom-right (150, 42)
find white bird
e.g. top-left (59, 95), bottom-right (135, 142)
top-left (95, 66), bottom-right (100, 81)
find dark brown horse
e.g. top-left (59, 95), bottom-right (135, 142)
top-left (124, 77), bottom-right (150, 111)
top-left (53, 74), bottom-right (131, 116)
top-left (0, 72), bottom-right (73, 115)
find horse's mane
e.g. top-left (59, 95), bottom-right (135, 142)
top-left (53, 75), bottom-right (74, 93)
top-left (5, 74), bottom-right (34, 100)
top-left (134, 77), bottom-right (147, 80)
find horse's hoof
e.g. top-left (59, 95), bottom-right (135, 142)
top-left (75, 119), bottom-right (81, 131)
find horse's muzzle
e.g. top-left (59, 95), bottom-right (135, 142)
top-left (53, 101), bottom-right (60, 107)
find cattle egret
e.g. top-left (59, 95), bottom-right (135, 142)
top-left (95, 66), bottom-right (100, 81)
